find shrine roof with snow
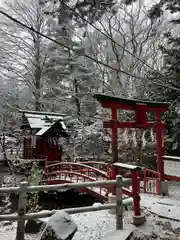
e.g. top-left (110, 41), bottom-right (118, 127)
top-left (19, 110), bottom-right (68, 137)
top-left (94, 94), bottom-right (170, 109)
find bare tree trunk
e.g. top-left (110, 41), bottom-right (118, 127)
top-left (74, 77), bottom-right (81, 117)
top-left (34, 57), bottom-right (41, 111)
top-left (34, 1), bottom-right (42, 111)
top-left (0, 133), bottom-right (13, 173)
top-left (68, 49), bottom-right (81, 118)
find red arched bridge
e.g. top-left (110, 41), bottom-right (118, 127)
top-left (44, 161), bottom-right (110, 200)
top-left (44, 160), bottom-right (163, 201)
top-left (44, 155), bottom-right (180, 201)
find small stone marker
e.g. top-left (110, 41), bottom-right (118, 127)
top-left (39, 210), bottom-right (77, 240)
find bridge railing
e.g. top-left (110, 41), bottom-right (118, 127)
top-left (79, 161), bottom-right (109, 172)
top-left (45, 161), bottom-right (108, 181)
top-left (143, 168), bottom-right (160, 194)
top-left (0, 176), bottom-right (134, 240)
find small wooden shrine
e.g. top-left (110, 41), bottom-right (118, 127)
top-left (94, 94), bottom-right (170, 181)
top-left (19, 110), bottom-right (69, 161)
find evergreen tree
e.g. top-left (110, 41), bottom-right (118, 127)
top-left (41, 0), bottom-right (99, 119)
top-left (148, 0), bottom-right (180, 154)
top-left (40, 0), bottom-right (116, 25)
top-left (40, 0), bottom-right (102, 159)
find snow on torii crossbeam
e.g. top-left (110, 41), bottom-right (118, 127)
top-left (94, 94), bottom-right (170, 185)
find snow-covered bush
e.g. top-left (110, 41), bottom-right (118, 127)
top-left (27, 163), bottom-right (43, 212)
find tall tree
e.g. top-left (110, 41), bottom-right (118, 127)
top-left (83, 0), bottom-right (162, 98)
top-left (40, 0), bottom-right (116, 25)
top-left (41, 0), bottom-right (99, 119)
top-left (147, 0), bottom-right (180, 154)
top-left (0, 0), bottom-right (48, 110)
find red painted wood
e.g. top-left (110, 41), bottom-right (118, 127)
top-left (111, 108), bottom-right (118, 195)
top-left (148, 107), bottom-right (168, 113)
top-left (122, 187), bottom-right (132, 197)
top-left (111, 108), bottom-right (118, 163)
top-left (80, 161), bottom-right (109, 172)
top-left (44, 160), bottom-right (145, 217)
top-left (131, 170), bottom-right (141, 216)
top-left (80, 161), bottom-right (108, 166)
top-left (45, 168), bottom-right (138, 201)
top-left (143, 169), bottom-right (147, 193)
top-left (45, 162), bottom-right (108, 179)
top-left (23, 137), bottom-right (33, 159)
top-left (45, 171), bottom-right (109, 201)
top-left (96, 95), bottom-right (169, 197)
top-left (42, 138), bottom-right (62, 162)
top-left (164, 175), bottom-right (180, 181)
top-left (155, 112), bottom-right (164, 181)
top-left (101, 101), bottom-right (134, 110)
top-left (104, 121), bottom-right (166, 129)
top-left (143, 168), bottom-right (160, 194)
top-left (136, 104), bottom-right (147, 127)
top-left (45, 171), bottom-right (98, 181)
top-left (100, 101), bottom-right (168, 113)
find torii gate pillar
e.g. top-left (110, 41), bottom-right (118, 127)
top-left (94, 94), bottom-right (169, 194)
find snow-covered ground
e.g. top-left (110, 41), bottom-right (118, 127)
top-left (1, 181), bottom-right (180, 240)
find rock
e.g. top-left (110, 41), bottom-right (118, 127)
top-left (25, 211), bottom-right (49, 233)
top-left (39, 210), bottom-right (77, 240)
top-left (25, 219), bottom-right (47, 234)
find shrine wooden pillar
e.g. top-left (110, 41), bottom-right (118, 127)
top-left (155, 112), bottom-right (165, 181)
top-left (111, 107), bottom-right (118, 194)
top-left (111, 108), bottom-right (118, 163)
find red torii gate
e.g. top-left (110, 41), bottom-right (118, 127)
top-left (94, 94), bottom-right (169, 189)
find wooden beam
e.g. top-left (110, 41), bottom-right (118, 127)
top-left (101, 101), bottom-right (134, 111)
top-left (113, 162), bottom-right (141, 170)
top-left (101, 102), bottom-right (168, 113)
top-left (94, 94), bottom-right (170, 109)
top-left (0, 198), bottom-right (133, 221)
top-left (103, 121), bottom-right (166, 129)
top-left (136, 103), bottom-right (147, 127)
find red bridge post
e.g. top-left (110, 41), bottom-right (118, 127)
top-left (155, 112), bottom-right (164, 181)
top-left (131, 169), bottom-right (145, 226)
top-left (131, 169), bottom-right (141, 216)
top-left (111, 107), bottom-right (118, 195)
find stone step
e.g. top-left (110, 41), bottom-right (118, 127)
top-left (100, 225), bottom-right (135, 240)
